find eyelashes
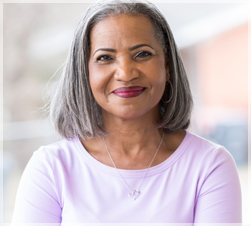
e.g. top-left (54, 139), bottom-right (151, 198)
top-left (134, 51), bottom-right (152, 59)
top-left (96, 51), bottom-right (153, 63)
top-left (97, 55), bottom-right (113, 62)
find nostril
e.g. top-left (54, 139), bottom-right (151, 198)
top-left (115, 68), bottom-right (140, 82)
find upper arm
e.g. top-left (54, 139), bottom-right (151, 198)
top-left (194, 146), bottom-right (242, 223)
top-left (12, 148), bottom-right (62, 224)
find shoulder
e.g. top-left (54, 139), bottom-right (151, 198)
top-left (30, 137), bottom-right (83, 169)
top-left (179, 131), bottom-right (237, 180)
top-left (185, 131), bottom-right (238, 183)
top-left (186, 135), bottom-right (242, 222)
top-left (185, 131), bottom-right (234, 161)
top-left (180, 131), bottom-right (240, 198)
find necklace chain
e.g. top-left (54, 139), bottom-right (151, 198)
top-left (103, 132), bottom-right (164, 199)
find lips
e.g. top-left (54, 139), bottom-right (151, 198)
top-left (113, 86), bottom-right (146, 98)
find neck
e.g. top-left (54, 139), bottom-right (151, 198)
top-left (101, 111), bottom-right (163, 157)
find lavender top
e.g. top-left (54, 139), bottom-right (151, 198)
top-left (12, 131), bottom-right (242, 223)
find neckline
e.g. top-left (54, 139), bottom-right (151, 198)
top-left (74, 130), bottom-right (193, 178)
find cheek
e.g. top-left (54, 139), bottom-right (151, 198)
top-left (88, 64), bottom-right (111, 96)
top-left (89, 64), bottom-right (101, 95)
top-left (144, 59), bottom-right (167, 87)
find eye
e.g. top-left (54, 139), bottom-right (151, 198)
top-left (97, 55), bottom-right (113, 62)
top-left (134, 51), bottom-right (152, 59)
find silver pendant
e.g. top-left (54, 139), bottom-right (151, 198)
top-left (128, 190), bottom-right (140, 201)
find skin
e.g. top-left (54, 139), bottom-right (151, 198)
top-left (81, 14), bottom-right (185, 170)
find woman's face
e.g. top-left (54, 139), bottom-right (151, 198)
top-left (88, 14), bottom-right (168, 121)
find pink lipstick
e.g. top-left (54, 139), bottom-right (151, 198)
top-left (113, 86), bottom-right (145, 98)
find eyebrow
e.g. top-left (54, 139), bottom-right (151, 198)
top-left (93, 48), bottom-right (116, 56)
top-left (129, 44), bottom-right (154, 51)
top-left (93, 44), bottom-right (154, 56)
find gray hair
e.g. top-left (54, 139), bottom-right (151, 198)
top-left (49, 0), bottom-right (193, 139)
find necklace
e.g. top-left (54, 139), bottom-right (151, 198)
top-left (103, 132), bottom-right (164, 201)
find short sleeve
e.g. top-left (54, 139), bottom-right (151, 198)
top-left (12, 147), bottom-right (62, 224)
top-left (194, 146), bottom-right (242, 223)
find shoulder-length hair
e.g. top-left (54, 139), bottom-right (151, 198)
top-left (49, 0), bottom-right (193, 139)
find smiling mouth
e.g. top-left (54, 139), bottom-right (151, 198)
top-left (113, 86), bottom-right (146, 98)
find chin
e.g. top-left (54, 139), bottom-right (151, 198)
top-left (106, 105), bottom-right (159, 122)
top-left (114, 111), bottom-right (146, 121)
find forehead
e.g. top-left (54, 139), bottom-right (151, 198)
top-left (89, 14), bottom-right (158, 49)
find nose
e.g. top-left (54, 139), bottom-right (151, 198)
top-left (114, 57), bottom-right (140, 82)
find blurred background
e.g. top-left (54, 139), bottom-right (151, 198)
top-left (2, 2), bottom-right (249, 223)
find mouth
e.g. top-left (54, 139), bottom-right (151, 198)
top-left (113, 86), bottom-right (146, 98)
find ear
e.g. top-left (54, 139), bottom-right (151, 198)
top-left (166, 73), bottom-right (170, 83)
top-left (165, 56), bottom-right (170, 82)
top-left (166, 66), bottom-right (170, 83)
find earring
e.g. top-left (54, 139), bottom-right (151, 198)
top-left (161, 80), bottom-right (173, 104)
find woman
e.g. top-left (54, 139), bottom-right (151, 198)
top-left (12, 0), bottom-right (242, 223)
